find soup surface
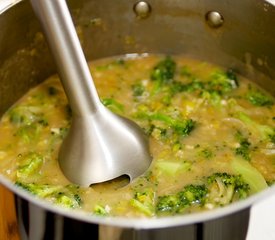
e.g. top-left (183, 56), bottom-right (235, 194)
top-left (0, 55), bottom-right (275, 217)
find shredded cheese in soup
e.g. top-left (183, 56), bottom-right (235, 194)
top-left (0, 55), bottom-right (275, 217)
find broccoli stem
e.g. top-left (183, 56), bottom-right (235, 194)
top-left (246, 89), bottom-right (274, 107)
top-left (16, 152), bottom-right (43, 179)
top-left (237, 112), bottom-right (274, 141)
top-left (231, 158), bottom-right (268, 194)
top-left (156, 160), bottom-right (192, 176)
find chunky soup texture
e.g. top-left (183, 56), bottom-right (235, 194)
top-left (0, 55), bottom-right (275, 217)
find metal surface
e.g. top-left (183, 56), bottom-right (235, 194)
top-left (16, 197), bottom-right (249, 240)
top-left (205, 11), bottom-right (224, 28)
top-left (29, 0), bottom-right (152, 186)
top-left (133, 1), bottom-right (151, 19)
top-left (0, 0), bottom-right (275, 239)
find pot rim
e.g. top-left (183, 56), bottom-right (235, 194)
top-left (1, 173), bottom-right (275, 229)
top-left (1, 0), bottom-right (275, 229)
top-left (0, 0), bottom-right (21, 14)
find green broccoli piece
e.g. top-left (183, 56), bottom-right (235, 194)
top-left (15, 181), bottom-right (62, 197)
top-left (156, 195), bottom-right (181, 214)
top-left (206, 172), bottom-right (250, 206)
top-left (231, 158), bottom-right (268, 194)
top-left (199, 148), bottom-right (214, 159)
top-left (9, 106), bottom-right (32, 125)
top-left (268, 129), bottom-right (275, 144)
top-left (101, 98), bottom-right (124, 114)
top-left (207, 70), bottom-right (238, 95)
top-left (226, 69), bottom-right (238, 83)
top-left (55, 184), bottom-right (82, 208)
top-left (55, 192), bottom-right (81, 209)
top-left (234, 132), bottom-right (251, 161)
top-left (183, 79), bottom-right (205, 93)
top-left (156, 184), bottom-right (208, 215)
top-left (94, 204), bottom-right (109, 216)
top-left (8, 105), bottom-right (49, 143)
top-left (9, 106), bottom-right (48, 126)
top-left (246, 89), bottom-right (273, 107)
top-left (15, 125), bottom-right (40, 143)
top-left (235, 140), bottom-right (251, 161)
top-left (151, 56), bottom-right (176, 84)
top-left (156, 172), bottom-right (251, 215)
top-left (132, 83), bottom-right (145, 97)
top-left (134, 111), bottom-right (195, 138)
top-left (178, 184), bottom-right (208, 205)
top-left (173, 118), bottom-right (196, 136)
top-left (130, 188), bottom-right (155, 216)
top-left (16, 152), bottom-right (44, 179)
top-left (15, 182), bottom-right (82, 209)
top-left (175, 69), bottom-right (238, 106)
top-left (156, 160), bottom-right (192, 176)
top-left (237, 112), bottom-right (274, 142)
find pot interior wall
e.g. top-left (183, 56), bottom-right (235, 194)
top-left (1, 0), bottom-right (275, 116)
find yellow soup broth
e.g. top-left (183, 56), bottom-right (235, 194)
top-left (0, 54), bottom-right (274, 217)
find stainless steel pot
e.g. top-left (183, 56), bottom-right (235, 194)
top-left (1, 0), bottom-right (275, 239)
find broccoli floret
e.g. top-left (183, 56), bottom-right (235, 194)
top-left (226, 69), bottom-right (238, 83)
top-left (9, 106), bottom-right (32, 125)
top-left (175, 69), bottom-right (238, 106)
top-left (134, 111), bottom-right (195, 139)
top-left (207, 70), bottom-right (238, 95)
top-left (178, 184), bottom-right (208, 205)
top-left (16, 152), bottom-right (44, 179)
top-left (156, 184), bottom-right (208, 215)
top-left (246, 89), bottom-right (273, 107)
top-left (268, 129), bottom-right (275, 144)
top-left (130, 188), bottom-right (155, 216)
top-left (235, 139), bottom-right (251, 161)
top-left (149, 57), bottom-right (177, 97)
top-left (9, 106), bottom-right (48, 126)
top-left (55, 184), bottom-right (82, 208)
top-left (15, 182), bottom-right (82, 209)
top-left (206, 173), bottom-right (250, 206)
top-left (173, 118), bottom-right (196, 136)
top-left (156, 195), bottom-right (181, 213)
top-left (156, 172), bottom-right (251, 215)
top-left (199, 148), bottom-right (214, 159)
top-left (93, 204), bottom-right (110, 216)
top-left (183, 79), bottom-right (205, 93)
top-left (155, 172), bottom-right (251, 215)
top-left (234, 132), bottom-right (251, 161)
top-left (132, 83), bottom-right (145, 97)
top-left (55, 192), bottom-right (81, 208)
top-left (101, 98), bottom-right (125, 114)
top-left (151, 56), bottom-right (176, 84)
top-left (8, 105), bottom-right (49, 143)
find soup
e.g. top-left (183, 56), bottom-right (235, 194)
top-left (0, 54), bottom-right (274, 217)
